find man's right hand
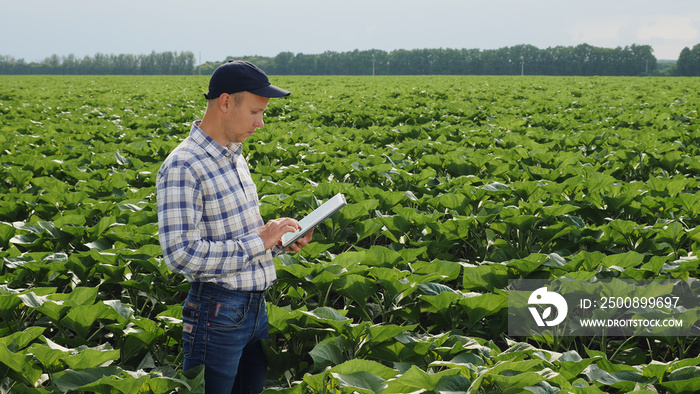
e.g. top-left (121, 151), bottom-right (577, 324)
top-left (258, 218), bottom-right (301, 250)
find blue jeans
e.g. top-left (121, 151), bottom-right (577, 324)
top-left (182, 282), bottom-right (269, 393)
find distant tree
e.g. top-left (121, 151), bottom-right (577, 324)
top-left (677, 47), bottom-right (693, 76)
top-left (693, 44), bottom-right (700, 75)
top-left (63, 54), bottom-right (78, 74)
top-left (677, 44), bottom-right (700, 76)
top-left (627, 44), bottom-right (656, 75)
top-left (272, 52), bottom-right (295, 75)
top-left (194, 61), bottom-right (220, 76)
top-left (176, 52), bottom-right (196, 74)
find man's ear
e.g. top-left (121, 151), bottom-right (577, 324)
top-left (217, 94), bottom-right (230, 112)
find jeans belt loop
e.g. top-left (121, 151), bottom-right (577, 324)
top-left (193, 281), bottom-right (205, 299)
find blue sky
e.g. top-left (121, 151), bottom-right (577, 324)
top-left (2, 0), bottom-right (698, 63)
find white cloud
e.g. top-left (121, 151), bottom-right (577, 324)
top-left (638, 16), bottom-right (699, 41)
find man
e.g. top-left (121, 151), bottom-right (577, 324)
top-left (156, 61), bottom-right (312, 393)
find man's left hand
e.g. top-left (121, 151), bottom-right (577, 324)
top-left (282, 230), bottom-right (313, 253)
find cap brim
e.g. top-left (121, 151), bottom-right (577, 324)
top-left (249, 84), bottom-right (290, 98)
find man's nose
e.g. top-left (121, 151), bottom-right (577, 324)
top-left (255, 117), bottom-right (264, 128)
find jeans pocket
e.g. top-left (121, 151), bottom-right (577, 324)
top-left (182, 299), bottom-right (201, 358)
top-left (208, 297), bottom-right (248, 330)
top-left (182, 328), bottom-right (195, 359)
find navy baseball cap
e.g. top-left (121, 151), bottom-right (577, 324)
top-left (204, 60), bottom-right (290, 99)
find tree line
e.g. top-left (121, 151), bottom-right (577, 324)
top-left (1, 44), bottom-right (698, 76)
top-left (234, 44), bottom-right (660, 76)
top-left (0, 51), bottom-right (196, 75)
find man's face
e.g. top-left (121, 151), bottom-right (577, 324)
top-left (223, 91), bottom-right (269, 144)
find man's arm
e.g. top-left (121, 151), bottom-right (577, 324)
top-left (157, 163), bottom-right (270, 276)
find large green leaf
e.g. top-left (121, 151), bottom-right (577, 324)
top-left (367, 324), bottom-right (417, 343)
top-left (659, 366), bottom-right (700, 394)
top-left (61, 344), bottom-right (120, 369)
top-left (459, 293), bottom-right (508, 325)
top-left (51, 366), bottom-right (128, 392)
top-left (59, 302), bottom-right (120, 337)
top-left (601, 251), bottom-right (645, 270)
top-left (584, 362), bottom-right (650, 391)
top-left (331, 371), bottom-right (387, 394)
top-left (0, 293), bottom-right (22, 322)
top-left (0, 326), bottom-right (45, 350)
top-left (300, 307), bottom-right (352, 332)
top-left (0, 343), bottom-right (43, 386)
top-left (390, 364), bottom-right (460, 390)
top-left (309, 335), bottom-right (346, 371)
top-left (462, 263), bottom-right (509, 291)
top-left (333, 274), bottom-right (378, 309)
top-left (27, 340), bottom-right (67, 371)
top-left (331, 359), bottom-right (398, 380)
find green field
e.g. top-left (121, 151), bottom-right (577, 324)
top-left (0, 75), bottom-right (699, 393)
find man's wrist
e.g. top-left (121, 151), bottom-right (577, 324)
top-left (241, 233), bottom-right (268, 258)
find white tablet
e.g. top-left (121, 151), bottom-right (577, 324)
top-left (280, 193), bottom-right (347, 249)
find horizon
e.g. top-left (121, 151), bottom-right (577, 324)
top-left (0, 44), bottom-right (685, 66)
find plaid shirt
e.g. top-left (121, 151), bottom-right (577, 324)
top-left (156, 121), bottom-right (280, 291)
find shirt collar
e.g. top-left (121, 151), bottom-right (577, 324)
top-left (190, 120), bottom-right (243, 160)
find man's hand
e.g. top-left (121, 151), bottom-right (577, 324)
top-left (258, 218), bottom-right (301, 250)
top-left (284, 229), bottom-right (313, 253)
